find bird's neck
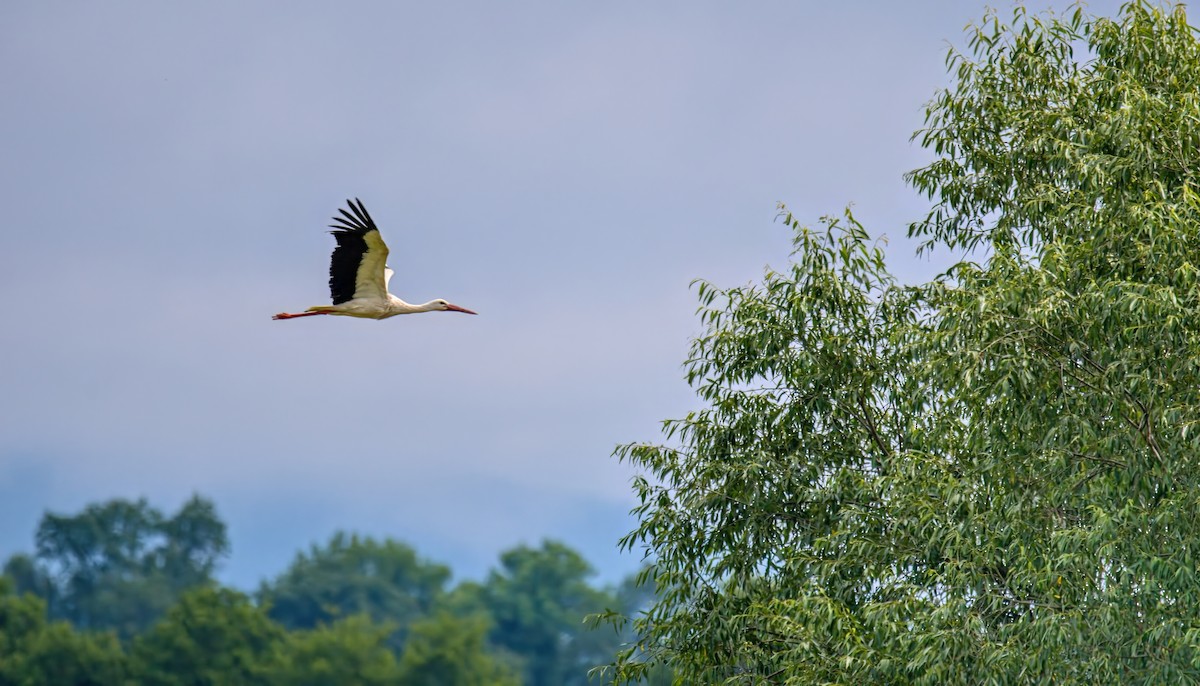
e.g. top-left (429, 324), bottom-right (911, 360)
top-left (388, 297), bottom-right (439, 314)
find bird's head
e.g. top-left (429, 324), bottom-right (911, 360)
top-left (430, 299), bottom-right (477, 315)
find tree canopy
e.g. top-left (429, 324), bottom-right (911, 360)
top-left (611, 2), bottom-right (1200, 683)
top-left (1, 499), bottom-right (658, 685)
top-left (5, 495), bottom-right (227, 640)
top-left (0, 577), bottom-right (126, 686)
top-left (258, 531), bottom-right (449, 642)
top-left (481, 540), bottom-right (617, 686)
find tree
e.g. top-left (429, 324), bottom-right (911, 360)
top-left (610, 2), bottom-right (1200, 683)
top-left (3, 553), bottom-right (57, 611)
top-left (270, 614), bottom-right (404, 686)
top-left (481, 540), bottom-right (613, 686)
top-left (0, 577), bottom-right (126, 686)
top-left (588, 569), bottom-right (673, 686)
top-left (258, 531), bottom-right (450, 646)
top-left (129, 587), bottom-right (283, 686)
top-left (17, 495), bottom-right (228, 638)
top-left (397, 612), bottom-right (521, 686)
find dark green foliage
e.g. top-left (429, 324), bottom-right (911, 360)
top-left (129, 587), bottom-right (283, 686)
top-left (1, 498), bottom-right (658, 685)
top-left (270, 615), bottom-right (404, 686)
top-left (0, 578), bottom-right (126, 686)
top-left (21, 495), bottom-right (227, 639)
top-left (258, 531), bottom-right (450, 647)
top-left (480, 540), bottom-right (617, 686)
top-left (2, 554), bottom-right (55, 609)
top-left (397, 612), bottom-right (521, 686)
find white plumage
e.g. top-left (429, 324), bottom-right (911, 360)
top-left (273, 199), bottom-right (477, 321)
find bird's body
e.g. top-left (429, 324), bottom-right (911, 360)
top-left (273, 199), bottom-right (476, 321)
top-left (288, 294), bottom-right (456, 320)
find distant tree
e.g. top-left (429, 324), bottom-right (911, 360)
top-left (481, 540), bottom-right (613, 686)
top-left (436, 578), bottom-right (490, 617)
top-left (2, 495), bottom-right (662, 683)
top-left (154, 496), bottom-right (228, 586)
top-left (12, 495), bottom-right (228, 638)
top-left (588, 568), bottom-right (674, 686)
top-left (0, 577), bottom-right (126, 685)
top-left (270, 614), bottom-right (404, 686)
top-left (3, 553), bottom-right (56, 609)
top-left (129, 587), bottom-right (282, 686)
top-left (258, 531), bottom-right (450, 647)
top-left (610, 3), bottom-right (1200, 683)
top-left (397, 611), bottom-right (521, 686)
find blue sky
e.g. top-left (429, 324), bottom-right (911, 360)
top-left (0, 1), bottom-right (1125, 588)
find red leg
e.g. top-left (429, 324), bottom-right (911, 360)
top-left (272, 311), bottom-right (328, 320)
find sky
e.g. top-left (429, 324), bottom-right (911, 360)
top-left (0, 0), bottom-right (1127, 589)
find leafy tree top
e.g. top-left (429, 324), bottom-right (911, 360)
top-left (610, 2), bottom-right (1200, 684)
top-left (259, 531), bottom-right (451, 633)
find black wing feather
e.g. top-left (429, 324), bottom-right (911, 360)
top-left (327, 198), bottom-right (381, 304)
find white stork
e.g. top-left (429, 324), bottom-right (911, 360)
top-left (273, 199), bottom-right (477, 320)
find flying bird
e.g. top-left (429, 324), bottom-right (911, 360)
top-left (273, 199), bottom-right (477, 321)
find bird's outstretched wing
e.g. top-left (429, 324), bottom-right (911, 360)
top-left (328, 198), bottom-right (391, 304)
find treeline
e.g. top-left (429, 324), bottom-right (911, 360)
top-left (0, 495), bottom-right (668, 685)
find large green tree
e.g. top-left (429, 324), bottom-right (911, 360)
top-left (610, 2), bottom-right (1200, 683)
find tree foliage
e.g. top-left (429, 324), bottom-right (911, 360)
top-left (0, 577), bottom-right (125, 686)
top-left (270, 614), bottom-right (404, 686)
top-left (258, 531), bottom-right (449, 645)
top-left (397, 612), bottom-right (521, 686)
top-left (2, 498), bottom-right (652, 685)
top-left (481, 540), bottom-right (618, 686)
top-left (611, 2), bottom-right (1200, 683)
top-left (13, 495), bottom-right (227, 639)
top-left (129, 587), bottom-right (283, 686)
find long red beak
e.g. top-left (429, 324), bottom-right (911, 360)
top-left (445, 303), bottom-right (477, 315)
